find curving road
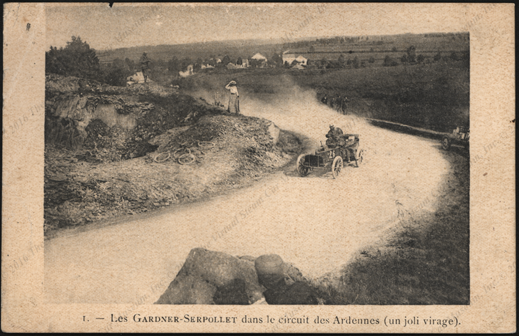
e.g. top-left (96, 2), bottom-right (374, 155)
top-left (45, 89), bottom-right (449, 304)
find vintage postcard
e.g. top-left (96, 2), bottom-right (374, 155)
top-left (2, 3), bottom-right (515, 333)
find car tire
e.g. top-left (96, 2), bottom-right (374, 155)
top-left (296, 154), bottom-right (309, 177)
top-left (332, 156), bottom-right (343, 179)
top-left (442, 137), bottom-right (451, 150)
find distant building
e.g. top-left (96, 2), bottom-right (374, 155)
top-left (235, 58), bottom-right (249, 68)
top-left (179, 64), bottom-right (193, 78)
top-left (296, 55), bottom-right (308, 65)
top-left (251, 53), bottom-right (267, 62)
top-left (282, 51), bottom-right (307, 66)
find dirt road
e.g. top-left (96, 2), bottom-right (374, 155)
top-left (45, 89), bottom-right (450, 304)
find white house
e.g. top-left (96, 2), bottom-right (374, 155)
top-left (296, 55), bottom-right (308, 65)
top-left (282, 51), bottom-right (307, 66)
top-left (235, 58), bottom-right (249, 68)
top-left (251, 53), bottom-right (267, 62)
top-left (179, 64), bottom-right (193, 78)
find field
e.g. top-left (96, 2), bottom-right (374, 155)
top-left (179, 58), bottom-right (469, 133)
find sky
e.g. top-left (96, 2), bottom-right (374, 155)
top-left (46, 3), bottom-right (475, 51)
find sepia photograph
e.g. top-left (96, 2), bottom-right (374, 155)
top-left (3, 3), bottom-right (515, 333)
top-left (43, 3), bottom-right (471, 307)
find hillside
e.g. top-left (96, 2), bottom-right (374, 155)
top-left (97, 32), bottom-right (469, 64)
top-left (44, 75), bottom-right (302, 237)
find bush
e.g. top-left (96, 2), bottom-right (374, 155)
top-left (383, 55), bottom-right (393, 66)
top-left (46, 36), bottom-right (101, 81)
top-left (368, 56), bottom-right (375, 64)
top-left (104, 67), bottom-right (132, 87)
top-left (450, 51), bottom-right (459, 61)
top-left (353, 56), bottom-right (360, 69)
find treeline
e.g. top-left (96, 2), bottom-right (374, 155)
top-left (46, 36), bottom-right (132, 86)
top-left (307, 46), bottom-right (468, 70)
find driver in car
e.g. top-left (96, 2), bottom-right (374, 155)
top-left (325, 125), bottom-right (343, 148)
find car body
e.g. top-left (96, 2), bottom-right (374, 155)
top-left (442, 126), bottom-right (469, 150)
top-left (296, 134), bottom-right (363, 178)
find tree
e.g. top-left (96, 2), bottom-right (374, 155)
top-left (222, 55), bottom-right (231, 66)
top-left (168, 56), bottom-right (179, 73)
top-left (112, 58), bottom-right (126, 70)
top-left (180, 57), bottom-right (192, 71)
top-left (417, 54), bottom-right (425, 63)
top-left (45, 36), bottom-right (101, 80)
top-left (352, 56), bottom-right (360, 69)
top-left (105, 58), bottom-right (133, 86)
top-left (338, 54), bottom-right (345, 66)
top-left (406, 45), bottom-right (416, 63)
top-left (434, 51), bottom-right (442, 62)
top-left (368, 56), bottom-right (375, 64)
top-left (401, 54), bottom-right (408, 63)
top-left (321, 57), bottom-right (329, 69)
top-left (270, 52), bottom-right (282, 66)
top-left (194, 58), bottom-right (203, 71)
top-left (125, 58), bottom-right (135, 72)
top-left (384, 55), bottom-right (393, 66)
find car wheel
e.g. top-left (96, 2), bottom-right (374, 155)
top-left (332, 156), bottom-right (343, 179)
top-left (356, 149), bottom-right (364, 167)
top-left (296, 154), bottom-right (309, 177)
top-left (442, 137), bottom-right (451, 150)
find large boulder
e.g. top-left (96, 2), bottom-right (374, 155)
top-left (156, 249), bottom-right (323, 305)
top-left (155, 274), bottom-right (216, 304)
top-left (255, 254), bottom-right (320, 305)
top-left (155, 248), bottom-right (264, 305)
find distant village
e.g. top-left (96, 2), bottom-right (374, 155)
top-left (127, 51), bottom-right (309, 85)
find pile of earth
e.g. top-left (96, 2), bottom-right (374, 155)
top-left (44, 113), bottom-right (302, 237)
top-left (156, 248), bottom-right (329, 305)
top-left (45, 74), bottom-right (223, 162)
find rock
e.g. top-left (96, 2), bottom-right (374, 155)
top-left (155, 274), bottom-right (216, 304)
top-left (263, 280), bottom-right (319, 305)
top-left (255, 254), bottom-right (284, 277)
top-left (156, 248), bottom-right (265, 305)
top-left (213, 278), bottom-right (249, 305)
top-left (254, 254), bottom-right (320, 305)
